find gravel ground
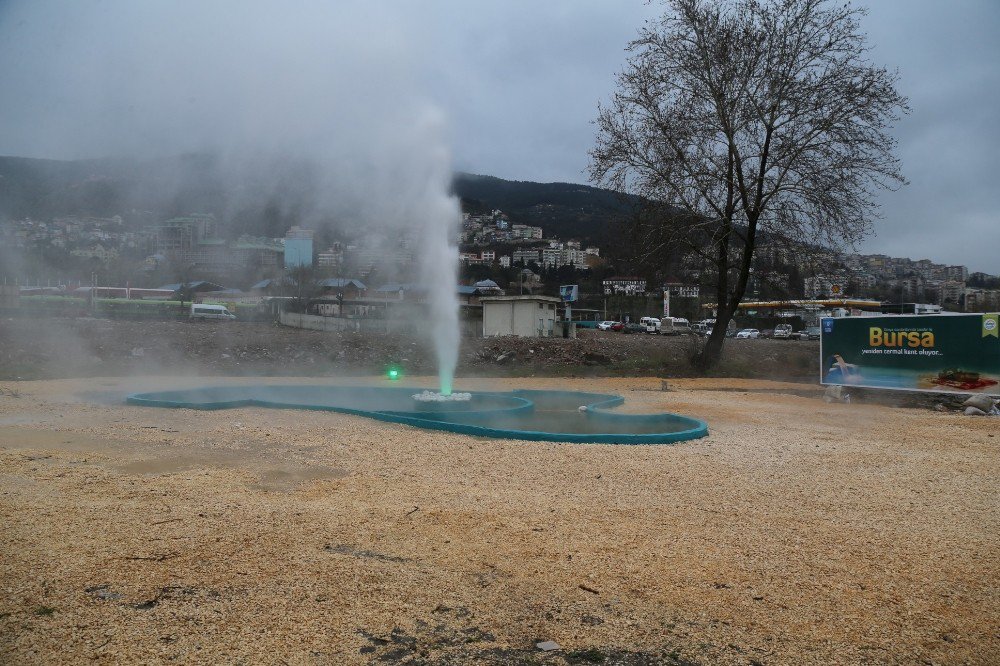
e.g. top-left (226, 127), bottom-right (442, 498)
top-left (0, 375), bottom-right (996, 665)
top-left (0, 317), bottom-right (820, 381)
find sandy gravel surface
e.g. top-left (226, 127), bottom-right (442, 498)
top-left (0, 376), bottom-right (996, 665)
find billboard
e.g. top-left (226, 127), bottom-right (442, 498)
top-left (820, 313), bottom-right (1000, 394)
top-left (664, 283), bottom-right (700, 297)
top-left (559, 284), bottom-right (579, 302)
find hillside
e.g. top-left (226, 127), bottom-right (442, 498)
top-left (0, 155), bottom-right (635, 243)
top-left (453, 173), bottom-right (639, 243)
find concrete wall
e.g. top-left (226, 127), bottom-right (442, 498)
top-left (280, 311), bottom-right (481, 337)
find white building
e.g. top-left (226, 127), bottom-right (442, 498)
top-left (481, 295), bottom-right (560, 337)
top-left (541, 247), bottom-right (562, 267)
top-left (946, 265), bottom-right (969, 282)
top-left (513, 248), bottom-right (540, 265)
top-left (941, 280), bottom-right (966, 306)
top-left (511, 224), bottom-right (543, 240)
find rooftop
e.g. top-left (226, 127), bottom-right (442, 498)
top-left (480, 295), bottom-right (561, 303)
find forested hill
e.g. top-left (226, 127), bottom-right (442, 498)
top-left (0, 155), bottom-right (638, 243)
top-left (0, 154), bottom-right (230, 224)
top-left (453, 173), bottom-right (637, 243)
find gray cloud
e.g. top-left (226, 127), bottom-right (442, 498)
top-left (858, 1), bottom-right (1000, 274)
top-left (1, 0), bottom-right (996, 273)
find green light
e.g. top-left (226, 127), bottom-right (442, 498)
top-left (387, 365), bottom-right (401, 380)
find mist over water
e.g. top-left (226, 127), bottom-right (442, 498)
top-left (0, 0), bottom-right (465, 389)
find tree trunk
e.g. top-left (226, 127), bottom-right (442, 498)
top-left (698, 303), bottom-right (735, 370)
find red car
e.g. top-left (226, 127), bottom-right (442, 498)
top-left (611, 322), bottom-right (625, 331)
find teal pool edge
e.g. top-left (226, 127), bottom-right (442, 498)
top-left (125, 386), bottom-right (709, 445)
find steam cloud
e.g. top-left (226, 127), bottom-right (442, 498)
top-left (0, 0), bottom-right (465, 390)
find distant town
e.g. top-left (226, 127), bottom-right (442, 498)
top-left (2, 207), bottom-right (996, 315)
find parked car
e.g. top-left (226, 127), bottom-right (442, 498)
top-left (703, 319), bottom-right (738, 337)
top-left (622, 322), bottom-right (645, 334)
top-left (735, 328), bottom-right (760, 339)
top-left (611, 321), bottom-right (625, 332)
top-left (760, 328), bottom-right (775, 339)
top-left (773, 323), bottom-right (794, 339)
top-left (801, 326), bottom-right (821, 340)
top-left (596, 321), bottom-right (616, 331)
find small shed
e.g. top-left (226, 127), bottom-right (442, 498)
top-left (480, 295), bottom-right (561, 337)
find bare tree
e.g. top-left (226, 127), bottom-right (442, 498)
top-left (590, 0), bottom-right (908, 368)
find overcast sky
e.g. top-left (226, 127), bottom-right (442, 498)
top-left (0, 0), bottom-right (997, 273)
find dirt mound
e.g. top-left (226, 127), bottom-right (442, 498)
top-left (0, 316), bottom-right (820, 381)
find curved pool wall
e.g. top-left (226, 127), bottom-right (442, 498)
top-left (125, 385), bottom-right (708, 444)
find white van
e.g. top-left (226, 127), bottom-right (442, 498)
top-left (660, 317), bottom-right (691, 336)
top-left (640, 316), bottom-right (661, 334)
top-left (190, 304), bottom-right (236, 320)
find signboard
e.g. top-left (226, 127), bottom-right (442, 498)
top-left (820, 313), bottom-right (1000, 394)
top-left (664, 284), bottom-right (700, 297)
top-left (662, 290), bottom-right (670, 318)
top-left (559, 284), bottom-right (579, 302)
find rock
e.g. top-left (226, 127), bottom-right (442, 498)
top-left (964, 406), bottom-right (987, 417)
top-left (536, 640), bottom-right (561, 652)
top-left (933, 403), bottom-right (949, 412)
top-left (85, 584), bottom-right (122, 601)
top-left (823, 385), bottom-right (847, 403)
top-left (963, 394), bottom-right (995, 412)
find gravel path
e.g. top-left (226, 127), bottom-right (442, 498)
top-left (0, 376), bottom-right (996, 665)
